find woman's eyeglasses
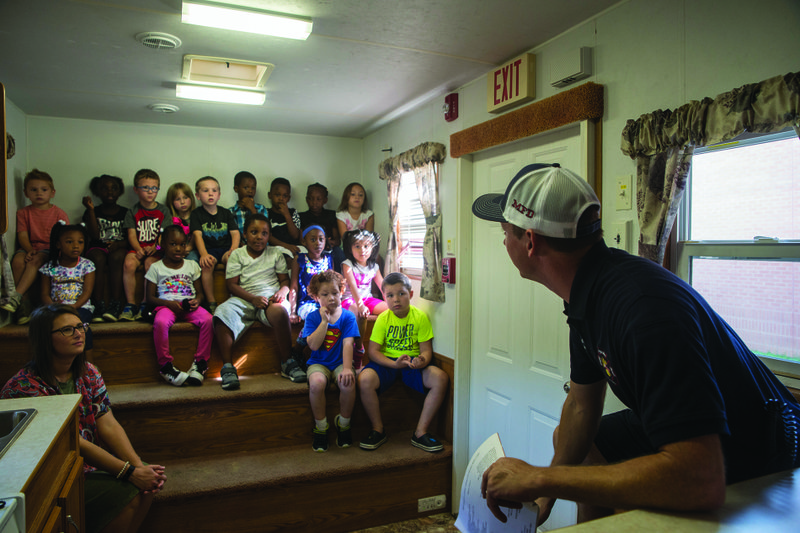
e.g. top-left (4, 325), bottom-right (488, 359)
top-left (51, 323), bottom-right (90, 337)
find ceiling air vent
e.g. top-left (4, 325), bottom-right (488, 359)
top-left (136, 32), bottom-right (182, 50)
top-left (148, 103), bottom-right (180, 113)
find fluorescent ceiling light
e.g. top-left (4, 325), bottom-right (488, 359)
top-left (176, 84), bottom-right (266, 105)
top-left (182, 1), bottom-right (312, 40)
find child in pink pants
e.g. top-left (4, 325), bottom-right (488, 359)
top-left (145, 226), bottom-right (213, 386)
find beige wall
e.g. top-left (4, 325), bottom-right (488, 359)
top-left (362, 0), bottom-right (800, 359)
top-left (21, 117), bottom-right (364, 225)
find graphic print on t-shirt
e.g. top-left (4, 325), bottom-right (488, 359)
top-left (385, 323), bottom-right (417, 353)
top-left (134, 208), bottom-right (167, 246)
top-left (324, 326), bottom-right (342, 351)
top-left (201, 221), bottom-right (230, 241)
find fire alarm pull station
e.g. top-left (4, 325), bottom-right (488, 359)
top-left (442, 257), bottom-right (456, 284)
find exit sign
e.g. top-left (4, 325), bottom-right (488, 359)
top-left (486, 53), bottom-right (535, 113)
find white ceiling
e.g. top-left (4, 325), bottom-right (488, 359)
top-left (0, 0), bottom-right (619, 138)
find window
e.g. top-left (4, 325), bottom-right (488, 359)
top-left (395, 171), bottom-right (426, 277)
top-left (677, 129), bottom-right (800, 379)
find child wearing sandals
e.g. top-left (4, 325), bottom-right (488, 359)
top-left (145, 225), bottom-right (212, 387)
top-left (213, 213), bottom-right (306, 391)
top-left (302, 270), bottom-right (359, 452)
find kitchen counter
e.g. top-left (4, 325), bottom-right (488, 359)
top-left (559, 467), bottom-right (800, 532)
top-left (0, 394), bottom-right (80, 495)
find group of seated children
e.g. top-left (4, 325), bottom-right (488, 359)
top-left (1, 168), bottom-right (449, 453)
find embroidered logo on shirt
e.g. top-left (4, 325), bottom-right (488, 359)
top-left (596, 349), bottom-right (618, 385)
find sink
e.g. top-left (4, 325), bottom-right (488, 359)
top-left (0, 409), bottom-right (37, 460)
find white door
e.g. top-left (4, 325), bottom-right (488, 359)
top-left (469, 125), bottom-right (584, 530)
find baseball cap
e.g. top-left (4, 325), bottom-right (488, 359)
top-left (471, 163), bottom-right (601, 238)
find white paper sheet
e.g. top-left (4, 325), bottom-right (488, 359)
top-left (454, 433), bottom-right (539, 533)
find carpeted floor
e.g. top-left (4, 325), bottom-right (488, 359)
top-left (351, 512), bottom-right (458, 532)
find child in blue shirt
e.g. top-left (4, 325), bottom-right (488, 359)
top-left (301, 270), bottom-right (360, 452)
top-left (230, 171), bottom-right (269, 235)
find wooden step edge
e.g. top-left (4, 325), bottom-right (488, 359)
top-left (152, 430), bottom-right (452, 504)
top-left (108, 374), bottom-right (308, 409)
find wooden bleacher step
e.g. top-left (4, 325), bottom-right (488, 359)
top-left (108, 374), bottom-right (445, 459)
top-left (139, 432), bottom-right (452, 533)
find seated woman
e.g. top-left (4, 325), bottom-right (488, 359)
top-left (1, 304), bottom-right (166, 533)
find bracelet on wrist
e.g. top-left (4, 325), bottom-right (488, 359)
top-left (116, 461), bottom-right (130, 480)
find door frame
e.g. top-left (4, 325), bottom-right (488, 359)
top-left (451, 120), bottom-right (598, 510)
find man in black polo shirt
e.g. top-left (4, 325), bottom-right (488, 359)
top-left (472, 163), bottom-right (799, 527)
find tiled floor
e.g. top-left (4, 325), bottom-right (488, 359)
top-left (352, 512), bottom-right (458, 532)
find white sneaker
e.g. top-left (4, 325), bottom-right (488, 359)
top-left (159, 362), bottom-right (188, 387)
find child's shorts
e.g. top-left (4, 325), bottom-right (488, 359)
top-left (14, 248), bottom-right (48, 256)
top-left (187, 247), bottom-right (227, 263)
top-left (213, 295), bottom-right (291, 342)
top-left (342, 297), bottom-right (383, 314)
top-left (296, 301), bottom-right (320, 321)
top-left (363, 361), bottom-right (425, 395)
top-left (307, 363), bottom-right (351, 384)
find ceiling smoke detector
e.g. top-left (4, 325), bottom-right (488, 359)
top-left (148, 103), bottom-right (180, 113)
top-left (136, 32), bottom-right (182, 50)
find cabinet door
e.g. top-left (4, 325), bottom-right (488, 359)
top-left (57, 456), bottom-right (84, 533)
top-left (41, 505), bottom-right (62, 533)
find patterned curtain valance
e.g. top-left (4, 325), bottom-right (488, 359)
top-left (378, 142), bottom-right (446, 181)
top-left (621, 71), bottom-right (800, 157)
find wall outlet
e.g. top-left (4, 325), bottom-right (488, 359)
top-left (612, 220), bottom-right (631, 252)
top-left (418, 494), bottom-right (447, 512)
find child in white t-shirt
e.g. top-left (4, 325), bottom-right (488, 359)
top-left (213, 213), bottom-right (305, 391)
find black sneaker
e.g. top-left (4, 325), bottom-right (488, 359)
top-left (359, 430), bottom-right (387, 450)
top-left (91, 303), bottom-right (105, 323)
top-left (103, 300), bottom-right (121, 322)
top-left (312, 427), bottom-right (329, 452)
top-left (159, 362), bottom-right (188, 387)
top-left (335, 415), bottom-right (352, 448)
top-left (411, 433), bottom-right (444, 452)
top-left (220, 363), bottom-right (240, 391)
top-left (280, 358), bottom-right (307, 383)
top-left (186, 359), bottom-right (208, 386)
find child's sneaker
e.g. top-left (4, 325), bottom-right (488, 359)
top-left (134, 304), bottom-right (147, 321)
top-left (280, 358), bottom-right (307, 383)
top-left (359, 430), bottom-right (387, 450)
top-left (159, 362), bottom-right (188, 387)
top-left (103, 300), bottom-right (121, 322)
top-left (119, 304), bottom-right (137, 321)
top-left (206, 302), bottom-right (217, 314)
top-left (186, 359), bottom-right (208, 386)
top-left (0, 293), bottom-right (21, 313)
top-left (220, 363), bottom-right (240, 391)
top-left (411, 433), bottom-right (444, 452)
top-left (312, 426), bottom-right (329, 452)
top-left (16, 299), bottom-right (32, 325)
top-left (334, 415), bottom-right (352, 448)
top-left (91, 303), bottom-right (105, 323)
